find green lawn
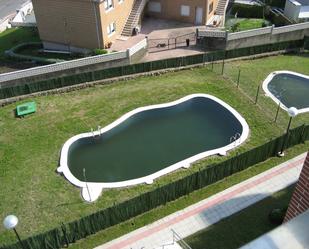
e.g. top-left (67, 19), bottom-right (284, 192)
top-left (0, 27), bottom-right (41, 73)
top-left (0, 53), bottom-right (308, 247)
top-left (0, 27), bottom-right (40, 59)
top-left (225, 18), bottom-right (271, 32)
top-left (0, 28), bottom-right (87, 68)
top-left (185, 185), bottom-right (294, 249)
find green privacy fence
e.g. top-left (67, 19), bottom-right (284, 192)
top-left (0, 39), bottom-right (304, 100)
top-left (1, 124), bottom-right (308, 249)
top-left (305, 36), bottom-right (309, 50)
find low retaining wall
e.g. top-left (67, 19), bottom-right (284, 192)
top-left (197, 22), bottom-right (309, 50)
top-left (0, 39), bottom-right (148, 88)
top-left (0, 51), bottom-right (129, 87)
top-left (226, 25), bottom-right (309, 50)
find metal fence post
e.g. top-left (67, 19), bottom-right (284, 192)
top-left (255, 85), bottom-right (260, 104)
top-left (274, 102), bottom-right (281, 123)
top-left (221, 58), bottom-right (225, 75)
top-left (237, 69), bottom-right (241, 88)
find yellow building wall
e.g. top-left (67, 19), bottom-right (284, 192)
top-left (146, 0), bottom-right (219, 25)
top-left (32, 0), bottom-right (221, 50)
top-left (98, 0), bottom-right (135, 47)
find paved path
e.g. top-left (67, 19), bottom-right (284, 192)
top-left (95, 153), bottom-right (307, 249)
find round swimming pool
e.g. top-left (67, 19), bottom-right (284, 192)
top-left (58, 94), bottom-right (249, 202)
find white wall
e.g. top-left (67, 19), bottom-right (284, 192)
top-left (0, 18), bottom-right (11, 32)
top-left (11, 1), bottom-right (35, 25)
top-left (284, 0), bottom-right (301, 22)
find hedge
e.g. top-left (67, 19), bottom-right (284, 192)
top-left (305, 36), bottom-right (309, 50)
top-left (0, 39), bottom-right (304, 100)
top-left (1, 124), bottom-right (308, 249)
top-left (230, 3), bottom-right (264, 19)
top-left (264, 0), bottom-right (286, 8)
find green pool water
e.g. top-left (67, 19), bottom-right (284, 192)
top-left (267, 73), bottom-right (309, 110)
top-left (68, 97), bottom-right (243, 183)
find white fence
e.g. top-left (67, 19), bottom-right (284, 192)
top-left (0, 38), bottom-right (149, 83)
top-left (128, 38), bottom-right (147, 56)
top-left (272, 22), bottom-right (309, 34)
top-left (0, 51), bottom-right (127, 83)
top-left (227, 26), bottom-right (273, 40)
top-left (0, 18), bottom-right (11, 32)
top-left (197, 21), bottom-right (309, 41)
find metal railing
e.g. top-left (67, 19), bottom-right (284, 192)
top-left (171, 229), bottom-right (192, 249)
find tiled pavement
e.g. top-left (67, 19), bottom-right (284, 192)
top-left (95, 153), bottom-right (307, 249)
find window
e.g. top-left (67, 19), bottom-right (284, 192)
top-left (107, 22), bottom-right (116, 36)
top-left (104, 0), bottom-right (114, 11)
top-left (209, 2), bottom-right (213, 14)
top-left (181, 5), bottom-right (190, 16)
top-left (148, 1), bottom-right (161, 13)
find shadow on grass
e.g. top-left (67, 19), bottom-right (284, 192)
top-left (185, 185), bottom-right (295, 249)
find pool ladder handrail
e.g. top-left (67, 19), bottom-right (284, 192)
top-left (230, 132), bottom-right (241, 146)
top-left (91, 126), bottom-right (102, 138)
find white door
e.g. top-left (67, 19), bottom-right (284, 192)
top-left (195, 7), bottom-right (203, 25)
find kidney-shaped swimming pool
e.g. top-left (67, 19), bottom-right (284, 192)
top-left (262, 71), bottom-right (309, 114)
top-left (58, 94), bottom-right (249, 202)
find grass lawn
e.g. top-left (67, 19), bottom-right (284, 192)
top-left (0, 28), bottom-right (88, 71)
top-left (0, 53), bottom-right (308, 247)
top-left (0, 27), bottom-right (40, 59)
top-left (225, 17), bottom-right (271, 32)
top-left (0, 27), bottom-right (41, 73)
top-left (185, 185), bottom-right (295, 249)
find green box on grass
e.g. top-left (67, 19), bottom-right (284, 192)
top-left (16, 101), bottom-right (36, 117)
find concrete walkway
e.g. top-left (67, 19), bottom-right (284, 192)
top-left (95, 153), bottom-right (307, 249)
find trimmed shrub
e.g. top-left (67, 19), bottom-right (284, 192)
top-left (305, 36), bottom-right (309, 50)
top-left (231, 3), bottom-right (264, 19)
top-left (265, 0), bottom-right (286, 8)
top-left (93, 48), bottom-right (108, 55)
top-left (268, 207), bottom-right (288, 224)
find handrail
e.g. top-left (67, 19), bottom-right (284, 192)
top-left (171, 229), bottom-right (192, 249)
top-left (132, 0), bottom-right (149, 28)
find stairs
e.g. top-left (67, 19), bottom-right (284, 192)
top-left (215, 0), bottom-right (228, 16)
top-left (121, 0), bottom-right (148, 37)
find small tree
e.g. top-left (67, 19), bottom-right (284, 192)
top-left (231, 22), bottom-right (240, 32)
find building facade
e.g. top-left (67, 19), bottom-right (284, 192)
top-left (32, 0), bottom-right (218, 52)
top-left (146, 0), bottom-right (218, 25)
top-left (284, 152), bottom-right (309, 222)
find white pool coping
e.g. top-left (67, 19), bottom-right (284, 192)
top-left (57, 94), bottom-right (250, 202)
top-left (262, 70), bottom-right (309, 114)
